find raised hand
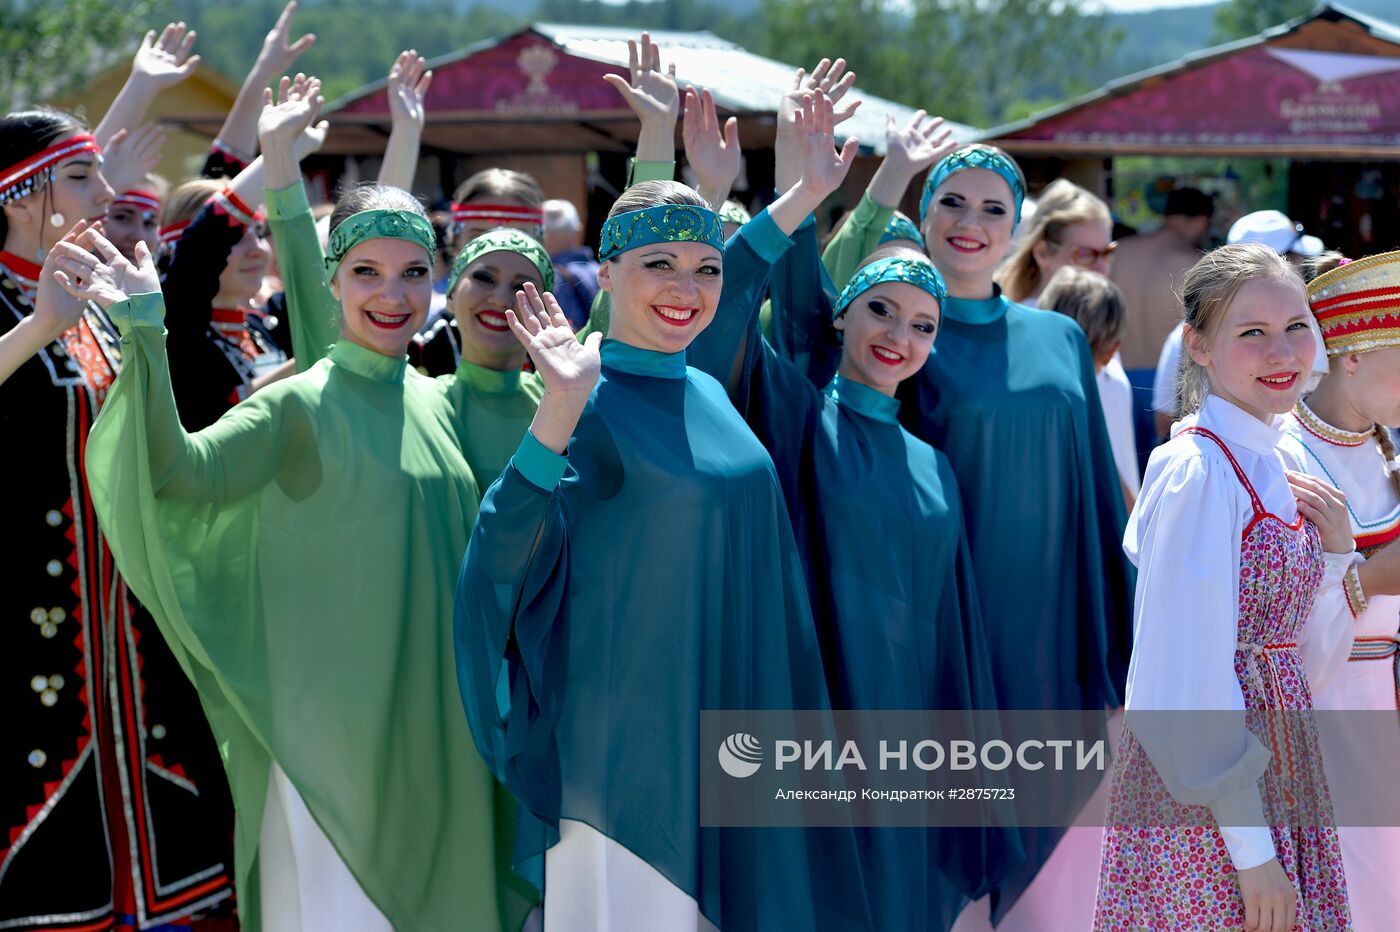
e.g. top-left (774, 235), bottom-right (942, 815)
top-left (510, 283), bottom-right (601, 399)
top-left (259, 73), bottom-right (326, 155)
top-left (794, 90), bottom-right (860, 202)
top-left (603, 32), bottom-right (680, 128)
top-left (387, 50), bottom-right (433, 129)
top-left (131, 22), bottom-right (201, 89)
top-left (100, 123), bottom-right (166, 196)
top-left (256, 1), bottom-right (316, 79)
top-left (778, 58), bottom-right (861, 133)
top-left (884, 111), bottom-right (956, 176)
top-left (49, 226), bottom-right (160, 311)
top-left (682, 87), bottom-right (740, 208)
top-left (34, 221), bottom-right (98, 337)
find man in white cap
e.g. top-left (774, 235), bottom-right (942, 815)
top-left (1151, 209), bottom-right (1328, 436)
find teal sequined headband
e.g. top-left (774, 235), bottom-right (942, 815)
top-left (919, 146), bottom-right (1025, 228)
top-left (833, 257), bottom-right (947, 319)
top-left (447, 228), bottom-right (555, 297)
top-left (325, 209), bottom-right (436, 276)
top-left (597, 204), bottom-right (725, 262)
top-left (878, 214), bottom-right (925, 248)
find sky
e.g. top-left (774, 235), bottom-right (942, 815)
top-left (1089, 0), bottom-right (1215, 9)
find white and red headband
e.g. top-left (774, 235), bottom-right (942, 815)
top-left (113, 189), bottom-right (162, 216)
top-left (0, 134), bottom-right (102, 206)
top-left (450, 202), bottom-right (544, 228)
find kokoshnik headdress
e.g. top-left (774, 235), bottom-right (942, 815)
top-left (1307, 249), bottom-right (1400, 356)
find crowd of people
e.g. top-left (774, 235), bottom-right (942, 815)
top-left (3, 5), bottom-right (1399, 931)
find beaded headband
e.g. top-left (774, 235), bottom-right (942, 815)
top-left (157, 188), bottom-right (264, 251)
top-left (719, 200), bottom-right (751, 226)
top-left (878, 214), bottom-right (925, 248)
top-left (597, 204), bottom-right (725, 262)
top-left (833, 256), bottom-right (946, 320)
top-left (325, 208), bottom-right (436, 276)
top-left (0, 134), bottom-right (102, 206)
top-left (450, 202), bottom-right (544, 227)
top-left (919, 145), bottom-right (1025, 228)
top-left (447, 227), bottom-right (555, 297)
top-left (1307, 249), bottom-right (1400, 356)
top-left (112, 189), bottom-right (162, 216)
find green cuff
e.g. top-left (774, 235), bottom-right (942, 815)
top-left (512, 429), bottom-right (568, 491)
top-left (108, 291), bottom-right (166, 335)
top-left (265, 182), bottom-right (312, 221)
top-left (627, 159), bottom-right (676, 187)
top-left (855, 190), bottom-right (894, 227)
top-left (738, 208), bottom-right (794, 265)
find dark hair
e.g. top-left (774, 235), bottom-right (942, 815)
top-left (606, 180), bottom-right (708, 220)
top-left (328, 182), bottom-right (428, 236)
top-left (0, 108), bottom-right (86, 245)
top-left (1163, 187), bottom-right (1214, 219)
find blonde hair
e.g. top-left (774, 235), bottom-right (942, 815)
top-left (1305, 250), bottom-right (1347, 283)
top-left (159, 178), bottom-right (223, 229)
top-left (1176, 242), bottom-right (1303, 416)
top-left (1039, 267), bottom-right (1126, 362)
top-left (606, 179), bottom-right (707, 220)
top-left (998, 179), bottom-right (1111, 302)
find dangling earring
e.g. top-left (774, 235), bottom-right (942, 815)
top-left (49, 212), bottom-right (66, 228)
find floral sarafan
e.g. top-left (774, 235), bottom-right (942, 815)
top-left (597, 204), bottom-right (724, 262)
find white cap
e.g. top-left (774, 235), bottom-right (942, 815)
top-left (1226, 209), bottom-right (1321, 256)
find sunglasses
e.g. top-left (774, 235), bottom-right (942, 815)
top-left (1048, 238), bottom-right (1117, 267)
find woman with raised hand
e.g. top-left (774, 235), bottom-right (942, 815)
top-left (1286, 250), bottom-right (1400, 931)
top-left (0, 108), bottom-right (238, 927)
top-left (453, 171), bottom-right (870, 930)
top-left (74, 81), bottom-right (514, 930)
top-left (687, 88), bottom-right (1018, 931)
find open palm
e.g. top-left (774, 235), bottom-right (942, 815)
top-left (602, 32), bottom-right (679, 124)
top-left (49, 228), bottom-right (160, 310)
top-left (132, 22), bottom-right (200, 88)
top-left (884, 111), bottom-right (956, 176)
top-left (795, 91), bottom-right (859, 200)
top-left (388, 50), bottom-right (433, 127)
top-left (509, 283), bottom-right (601, 397)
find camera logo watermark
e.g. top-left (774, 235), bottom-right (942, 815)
top-left (718, 733), bottom-right (764, 778)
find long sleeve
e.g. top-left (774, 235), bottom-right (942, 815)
top-left (453, 431), bottom-right (572, 814)
top-left (764, 213), bottom-right (841, 386)
top-left (98, 292), bottom-right (294, 505)
top-left (823, 192), bottom-right (893, 291)
top-left (1123, 450), bottom-right (1274, 869)
top-left (687, 207), bottom-right (791, 397)
top-left (1300, 550), bottom-right (1365, 693)
top-left (266, 181), bottom-right (341, 371)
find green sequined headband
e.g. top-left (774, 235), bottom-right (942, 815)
top-left (879, 214), bottom-right (925, 249)
top-left (597, 204), bottom-right (725, 262)
top-left (919, 145), bottom-right (1025, 228)
top-left (447, 228), bottom-right (555, 298)
top-left (833, 257), bottom-right (947, 319)
top-left (325, 209), bottom-right (436, 276)
top-left (719, 200), bottom-right (751, 226)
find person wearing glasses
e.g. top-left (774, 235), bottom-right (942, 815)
top-left (997, 178), bottom-right (1116, 307)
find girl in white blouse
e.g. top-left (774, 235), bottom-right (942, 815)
top-left (1095, 242), bottom-right (1356, 932)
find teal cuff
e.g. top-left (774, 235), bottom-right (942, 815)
top-left (109, 291), bottom-right (166, 335)
top-left (738, 208), bottom-right (794, 265)
top-left (627, 159), bottom-right (676, 187)
top-left (512, 429), bottom-right (569, 491)
top-left (265, 182), bottom-right (312, 221)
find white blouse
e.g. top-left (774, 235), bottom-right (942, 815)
top-left (1286, 400), bottom-right (1400, 699)
top-left (1098, 354), bottom-right (1141, 497)
top-left (1122, 394), bottom-right (1355, 870)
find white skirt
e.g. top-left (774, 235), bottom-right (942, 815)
top-left (543, 819), bottom-right (718, 932)
top-left (258, 762), bottom-right (393, 932)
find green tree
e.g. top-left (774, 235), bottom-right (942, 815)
top-left (0, 0), bottom-right (159, 107)
top-left (1212, 0), bottom-right (1313, 43)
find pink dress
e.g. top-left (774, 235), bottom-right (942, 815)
top-left (1095, 426), bottom-right (1352, 930)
